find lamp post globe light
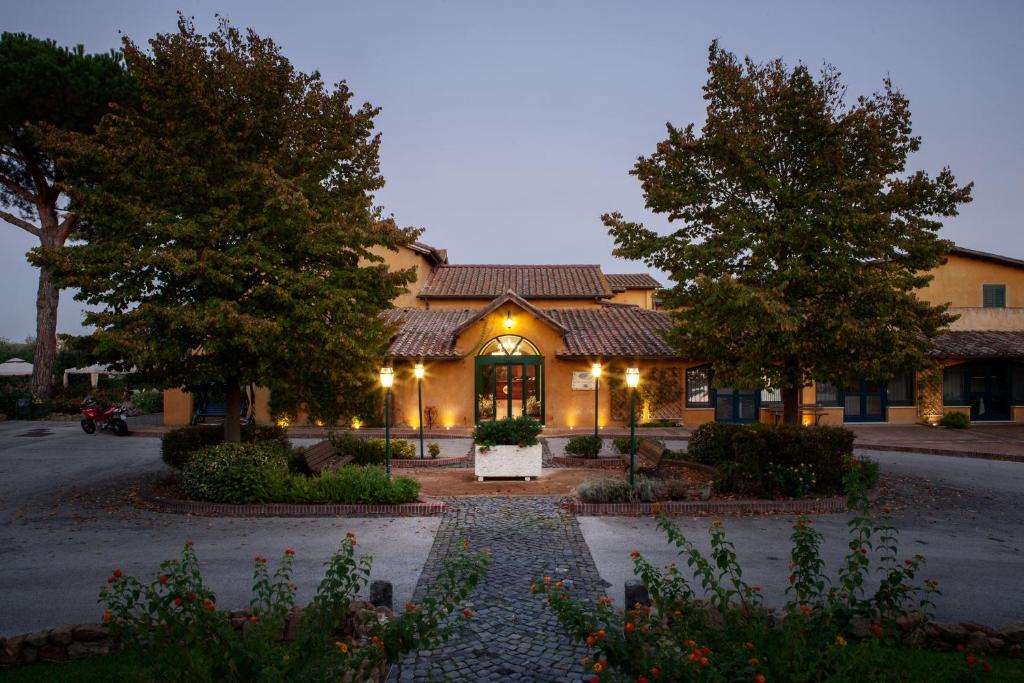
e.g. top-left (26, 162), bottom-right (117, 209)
top-left (591, 362), bottom-right (602, 438)
top-left (379, 366), bottom-right (394, 478)
top-left (625, 367), bottom-right (640, 486)
top-left (414, 362), bottom-right (425, 459)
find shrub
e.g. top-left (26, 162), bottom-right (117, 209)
top-left (473, 416), bottom-right (542, 448)
top-left (277, 466), bottom-right (421, 504)
top-left (100, 536), bottom-right (489, 683)
top-left (428, 441), bottom-right (441, 458)
top-left (565, 435), bottom-right (602, 458)
top-left (939, 411), bottom-right (970, 429)
top-left (161, 422), bottom-right (289, 470)
top-left (130, 389), bottom-right (164, 414)
top-left (612, 436), bottom-right (638, 455)
top-left (576, 476), bottom-right (687, 503)
top-left (538, 467), bottom-right (941, 683)
top-left (330, 434), bottom-right (414, 464)
top-left (180, 441), bottom-right (292, 504)
top-left (686, 421), bottom-right (746, 465)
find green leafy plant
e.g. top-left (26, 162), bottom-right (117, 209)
top-left (330, 433), bottom-right (415, 464)
top-left (686, 422), bottom-right (747, 465)
top-left (427, 442), bottom-right (441, 458)
top-left (129, 390), bottom-right (163, 414)
top-left (939, 411), bottom-right (970, 429)
top-left (276, 466), bottom-right (420, 505)
top-left (100, 535), bottom-right (489, 682)
top-left (540, 463), bottom-right (940, 682)
top-left (161, 423), bottom-right (288, 470)
top-left (612, 436), bottom-right (638, 455)
top-left (565, 435), bottom-right (603, 458)
top-left (180, 441), bottom-right (293, 504)
top-left (576, 476), bottom-right (687, 503)
top-left (473, 416), bottom-right (542, 449)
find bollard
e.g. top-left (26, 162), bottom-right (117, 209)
top-left (624, 579), bottom-right (650, 608)
top-left (369, 580), bottom-right (393, 611)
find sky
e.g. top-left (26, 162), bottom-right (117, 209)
top-left (1, 0), bottom-right (1022, 339)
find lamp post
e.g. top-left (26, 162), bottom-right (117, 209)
top-left (625, 367), bottom-right (640, 486)
top-left (380, 366), bottom-right (394, 478)
top-left (591, 362), bottom-right (602, 438)
top-left (414, 362), bottom-right (425, 459)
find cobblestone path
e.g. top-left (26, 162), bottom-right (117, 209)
top-left (389, 497), bottom-right (608, 682)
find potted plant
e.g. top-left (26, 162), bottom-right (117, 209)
top-left (473, 416), bottom-right (543, 481)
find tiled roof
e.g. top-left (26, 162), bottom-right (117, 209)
top-left (548, 306), bottom-right (676, 358)
top-left (408, 241), bottom-right (448, 265)
top-left (383, 303), bottom-right (677, 359)
top-left (418, 265), bottom-right (613, 299)
top-left (948, 246), bottom-right (1024, 270)
top-left (448, 290), bottom-right (568, 337)
top-left (930, 331), bottom-right (1024, 359)
top-left (381, 308), bottom-right (477, 358)
top-left (605, 273), bottom-right (662, 290)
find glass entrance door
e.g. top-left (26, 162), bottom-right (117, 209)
top-left (968, 362), bottom-right (1011, 421)
top-left (475, 358), bottom-right (544, 423)
top-left (843, 379), bottom-right (886, 422)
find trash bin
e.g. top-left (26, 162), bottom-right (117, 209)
top-left (15, 395), bottom-right (32, 420)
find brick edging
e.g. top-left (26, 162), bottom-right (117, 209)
top-left (571, 496), bottom-right (846, 516)
top-left (551, 456), bottom-right (626, 469)
top-left (856, 444), bottom-right (1024, 464)
top-left (390, 456), bottom-right (467, 468)
top-left (135, 486), bottom-right (446, 518)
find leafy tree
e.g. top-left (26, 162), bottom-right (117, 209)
top-left (0, 33), bottom-right (134, 397)
top-left (605, 42), bottom-right (972, 424)
top-left (44, 16), bottom-right (417, 441)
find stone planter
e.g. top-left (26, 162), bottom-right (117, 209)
top-left (474, 444), bottom-right (542, 480)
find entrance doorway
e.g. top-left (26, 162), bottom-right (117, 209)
top-left (843, 379), bottom-right (886, 422)
top-left (474, 335), bottom-right (544, 423)
top-left (715, 387), bottom-right (759, 423)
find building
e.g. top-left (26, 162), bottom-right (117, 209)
top-left (164, 242), bottom-right (1024, 429)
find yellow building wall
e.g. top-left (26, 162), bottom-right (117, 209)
top-left (607, 289), bottom-right (655, 309)
top-left (918, 253), bottom-right (1024, 308)
top-left (163, 388), bottom-right (193, 427)
top-left (366, 244), bottom-right (436, 309)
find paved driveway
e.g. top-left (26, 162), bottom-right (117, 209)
top-left (0, 422), bottom-right (440, 637)
top-left (581, 448), bottom-right (1024, 627)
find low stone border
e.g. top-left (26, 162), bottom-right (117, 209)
top-left (391, 456), bottom-right (468, 468)
top-left (136, 485), bottom-right (445, 517)
top-left (571, 496), bottom-right (846, 516)
top-left (857, 444), bottom-right (1024, 464)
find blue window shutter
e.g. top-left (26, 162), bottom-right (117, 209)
top-left (983, 284), bottom-right (1006, 308)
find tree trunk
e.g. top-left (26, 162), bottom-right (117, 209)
top-left (30, 265), bottom-right (59, 397)
top-left (781, 355), bottom-right (801, 426)
top-left (224, 382), bottom-right (242, 443)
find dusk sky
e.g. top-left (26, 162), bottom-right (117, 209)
top-left (1, 0), bottom-right (1021, 339)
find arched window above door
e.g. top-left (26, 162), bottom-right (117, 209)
top-left (479, 335), bottom-right (540, 357)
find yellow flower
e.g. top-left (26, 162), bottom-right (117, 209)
top-left (335, 641), bottom-right (349, 653)
top-left (835, 635), bottom-right (847, 647)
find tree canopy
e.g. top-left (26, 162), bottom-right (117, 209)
top-left (605, 42), bottom-right (973, 424)
top-left (44, 16), bottom-right (417, 439)
top-left (0, 32), bottom-right (134, 396)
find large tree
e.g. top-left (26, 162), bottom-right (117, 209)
top-left (0, 33), bottom-right (134, 397)
top-left (605, 42), bottom-right (973, 425)
top-left (44, 16), bottom-right (417, 441)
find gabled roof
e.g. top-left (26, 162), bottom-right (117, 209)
top-left (947, 246), bottom-right (1024, 270)
top-left (381, 308), bottom-right (477, 358)
top-left (930, 331), bottom-right (1024, 360)
top-left (605, 273), bottom-right (662, 290)
top-left (418, 264), bottom-right (613, 299)
top-left (548, 305), bottom-right (676, 358)
top-left (449, 290), bottom-right (568, 337)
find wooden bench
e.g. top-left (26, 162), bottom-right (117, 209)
top-left (620, 437), bottom-right (669, 476)
top-left (303, 439), bottom-right (352, 474)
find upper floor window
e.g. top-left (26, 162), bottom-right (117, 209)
top-left (983, 284), bottom-right (1006, 308)
top-left (479, 335), bottom-right (539, 356)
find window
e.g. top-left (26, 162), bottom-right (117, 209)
top-left (887, 373), bottom-right (914, 406)
top-left (983, 284), bottom-right (1006, 308)
top-left (760, 385), bottom-right (782, 404)
top-left (686, 365), bottom-right (711, 406)
top-left (478, 335), bottom-right (539, 356)
top-left (815, 381), bottom-right (841, 406)
top-left (943, 364), bottom-right (968, 404)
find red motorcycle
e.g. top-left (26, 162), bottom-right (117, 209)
top-left (80, 396), bottom-right (129, 436)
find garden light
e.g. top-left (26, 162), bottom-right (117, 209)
top-left (379, 366), bottom-right (394, 389)
top-left (626, 367), bottom-right (640, 388)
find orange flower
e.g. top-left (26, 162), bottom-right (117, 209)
top-left (630, 551), bottom-right (641, 558)
top-left (625, 622), bottom-right (635, 633)
top-left (582, 656), bottom-right (590, 666)
top-left (462, 608), bottom-right (473, 618)
top-left (650, 503), bottom-right (661, 515)
top-left (982, 662), bottom-right (993, 673)
top-left (405, 602), bottom-right (418, 612)
top-left (650, 666), bottom-right (662, 678)
top-left (799, 604), bottom-right (813, 614)
top-left (593, 662), bottom-right (603, 673)
top-left (749, 657), bottom-right (759, 666)
top-left (637, 677), bottom-right (649, 683)
top-left (255, 556), bottom-right (266, 564)
top-left (102, 609), bottom-right (113, 623)
top-left (966, 654), bottom-right (977, 666)
top-left (335, 641), bottom-right (349, 653)
top-left (596, 629), bottom-right (606, 638)
top-left (346, 532), bottom-right (357, 545)
top-left (203, 598), bottom-right (216, 611)
top-left (174, 597), bottom-right (183, 607)
top-left (112, 569), bottom-right (122, 578)
top-left (249, 615), bottom-right (258, 624)
top-left (586, 636), bottom-right (596, 646)
top-left (699, 657), bottom-right (709, 667)
top-left (869, 623), bottom-right (883, 638)
top-left (555, 581), bottom-right (563, 587)
top-left (755, 675), bottom-right (766, 683)
top-left (544, 576), bottom-right (552, 583)
top-left (284, 548), bottom-right (295, 556)
top-left (835, 636), bottom-right (847, 647)
top-left (159, 575), bottom-right (169, 584)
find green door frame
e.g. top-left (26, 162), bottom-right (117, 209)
top-left (474, 355), bottom-right (544, 424)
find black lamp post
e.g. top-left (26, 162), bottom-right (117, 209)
top-left (380, 366), bottom-right (394, 478)
top-left (591, 362), bottom-right (602, 438)
top-left (414, 362), bottom-right (425, 458)
top-left (626, 367), bottom-right (640, 487)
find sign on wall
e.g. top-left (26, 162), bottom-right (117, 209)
top-left (571, 371), bottom-right (596, 391)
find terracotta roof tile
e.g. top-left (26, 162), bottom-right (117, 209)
top-left (930, 331), bottom-right (1024, 359)
top-left (419, 265), bottom-right (613, 299)
top-left (605, 273), bottom-right (662, 290)
top-left (382, 308), bottom-right (477, 358)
